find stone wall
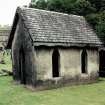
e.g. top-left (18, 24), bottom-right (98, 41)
top-left (11, 18), bottom-right (36, 86)
top-left (34, 47), bottom-right (99, 89)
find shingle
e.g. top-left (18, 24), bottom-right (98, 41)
top-left (16, 7), bottom-right (103, 47)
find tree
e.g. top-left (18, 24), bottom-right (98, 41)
top-left (47, 0), bottom-right (64, 12)
top-left (88, 0), bottom-right (105, 12)
top-left (30, 0), bottom-right (48, 9)
top-left (95, 11), bottom-right (105, 38)
top-left (73, 0), bottom-right (96, 16)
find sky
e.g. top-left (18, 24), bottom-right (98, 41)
top-left (0, 0), bottom-right (31, 26)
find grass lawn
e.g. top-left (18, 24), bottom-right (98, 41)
top-left (0, 76), bottom-right (105, 105)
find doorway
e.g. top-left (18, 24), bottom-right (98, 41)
top-left (81, 49), bottom-right (87, 74)
top-left (52, 49), bottom-right (60, 77)
top-left (99, 50), bottom-right (105, 77)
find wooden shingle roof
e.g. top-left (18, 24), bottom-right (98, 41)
top-left (7, 7), bottom-right (104, 48)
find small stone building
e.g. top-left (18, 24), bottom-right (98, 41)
top-left (0, 29), bottom-right (11, 62)
top-left (7, 7), bottom-right (104, 89)
top-left (0, 29), bottom-right (10, 50)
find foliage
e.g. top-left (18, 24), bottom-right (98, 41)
top-left (72, 0), bottom-right (96, 16)
top-left (30, 0), bottom-right (48, 9)
top-left (95, 11), bottom-right (105, 38)
top-left (47, 0), bottom-right (64, 12)
top-left (85, 13), bottom-right (99, 26)
top-left (88, 0), bottom-right (105, 12)
top-left (86, 11), bottom-right (105, 39)
top-left (0, 51), bottom-right (12, 72)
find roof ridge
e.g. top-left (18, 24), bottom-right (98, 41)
top-left (17, 6), bottom-right (83, 19)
